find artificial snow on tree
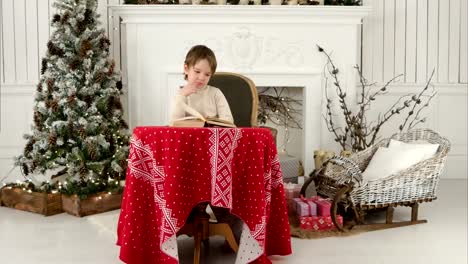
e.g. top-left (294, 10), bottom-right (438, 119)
top-left (14, 0), bottom-right (129, 197)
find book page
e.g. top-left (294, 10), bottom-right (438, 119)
top-left (180, 102), bottom-right (205, 121)
top-left (205, 119), bottom-right (236, 128)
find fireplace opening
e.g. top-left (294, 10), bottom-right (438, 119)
top-left (257, 86), bottom-right (304, 180)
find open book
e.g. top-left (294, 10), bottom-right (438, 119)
top-left (170, 102), bottom-right (236, 128)
top-left (171, 116), bottom-right (236, 128)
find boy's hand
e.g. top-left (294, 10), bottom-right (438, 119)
top-left (179, 84), bottom-right (198, 96)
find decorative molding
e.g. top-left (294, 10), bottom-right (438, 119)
top-left (0, 83), bottom-right (36, 95)
top-left (368, 83), bottom-right (468, 95)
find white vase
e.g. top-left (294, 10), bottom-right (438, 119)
top-left (238, 0), bottom-right (249, 4)
top-left (217, 0), bottom-right (227, 4)
top-left (253, 0), bottom-right (262, 4)
top-left (287, 0), bottom-right (297, 4)
top-left (269, 0), bottom-right (282, 5)
top-left (192, 0), bottom-right (201, 4)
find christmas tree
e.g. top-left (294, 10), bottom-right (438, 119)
top-left (14, 0), bottom-right (129, 197)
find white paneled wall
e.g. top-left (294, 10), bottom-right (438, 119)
top-left (0, 1), bottom-right (467, 180)
top-left (1, 0), bottom-right (122, 85)
top-left (361, 0), bottom-right (468, 179)
top-left (362, 0), bottom-right (468, 84)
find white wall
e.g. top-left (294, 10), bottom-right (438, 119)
top-left (0, 0), bottom-right (467, 180)
top-left (360, 0), bottom-right (467, 179)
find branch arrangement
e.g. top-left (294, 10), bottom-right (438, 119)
top-left (257, 87), bottom-right (303, 129)
top-left (319, 45), bottom-right (436, 152)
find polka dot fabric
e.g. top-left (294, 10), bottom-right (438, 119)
top-left (117, 127), bottom-right (292, 264)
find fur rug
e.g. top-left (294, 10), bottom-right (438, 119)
top-left (288, 216), bottom-right (366, 239)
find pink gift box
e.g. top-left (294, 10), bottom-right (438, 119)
top-left (293, 197), bottom-right (317, 217)
top-left (283, 183), bottom-right (302, 200)
top-left (311, 196), bottom-right (332, 216)
top-left (293, 198), bottom-right (309, 217)
top-left (299, 215), bottom-right (343, 231)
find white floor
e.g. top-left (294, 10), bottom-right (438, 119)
top-left (0, 179), bottom-right (466, 264)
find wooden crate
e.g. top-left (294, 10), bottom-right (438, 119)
top-left (61, 192), bottom-right (123, 217)
top-left (0, 187), bottom-right (63, 216)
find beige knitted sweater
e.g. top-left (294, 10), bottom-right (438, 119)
top-left (170, 85), bottom-right (234, 123)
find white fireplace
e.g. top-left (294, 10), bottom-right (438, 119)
top-left (108, 5), bottom-right (371, 175)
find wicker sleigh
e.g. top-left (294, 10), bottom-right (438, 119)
top-left (301, 129), bottom-right (450, 232)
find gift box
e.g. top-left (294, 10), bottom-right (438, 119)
top-left (311, 196), bottom-right (332, 216)
top-left (283, 183), bottom-right (301, 199)
top-left (293, 196), bottom-right (317, 217)
top-left (283, 183), bottom-right (302, 216)
top-left (279, 154), bottom-right (304, 183)
top-left (299, 215), bottom-right (343, 231)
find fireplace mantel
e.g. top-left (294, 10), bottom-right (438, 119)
top-left (109, 5), bottom-right (370, 23)
top-left (108, 5), bottom-right (371, 174)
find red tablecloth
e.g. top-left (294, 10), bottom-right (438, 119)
top-left (117, 127), bottom-right (292, 264)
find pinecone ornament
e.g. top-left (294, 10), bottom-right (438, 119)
top-left (95, 72), bottom-right (105, 83)
top-left (32, 160), bottom-right (39, 171)
top-left (69, 58), bottom-right (81, 70)
top-left (79, 165), bottom-right (87, 177)
top-left (120, 119), bottom-right (129, 129)
top-left (100, 37), bottom-right (111, 52)
top-left (22, 163), bottom-right (29, 175)
top-left (34, 111), bottom-right (42, 127)
top-left (113, 97), bottom-right (123, 110)
top-left (88, 144), bottom-right (97, 160)
top-left (79, 127), bottom-right (86, 138)
top-left (50, 100), bottom-right (59, 112)
top-left (48, 133), bottom-right (57, 146)
top-left (41, 59), bottom-right (48, 74)
top-left (61, 11), bottom-right (70, 24)
top-left (47, 41), bottom-right (64, 57)
top-left (108, 61), bottom-right (115, 76)
top-left (79, 40), bottom-right (92, 57)
top-left (67, 121), bottom-right (74, 133)
top-left (24, 140), bottom-right (35, 155)
top-left (47, 78), bottom-right (54, 93)
top-left (83, 95), bottom-right (93, 106)
top-left (67, 95), bottom-right (76, 105)
top-left (120, 159), bottom-right (127, 170)
top-left (52, 14), bottom-right (61, 23)
top-left (116, 80), bottom-right (123, 91)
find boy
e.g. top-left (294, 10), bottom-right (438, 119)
top-left (170, 45), bottom-right (234, 124)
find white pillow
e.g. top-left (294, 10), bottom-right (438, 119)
top-left (388, 139), bottom-right (439, 159)
top-left (362, 146), bottom-right (430, 181)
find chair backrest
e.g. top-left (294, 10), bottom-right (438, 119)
top-left (208, 72), bottom-right (258, 127)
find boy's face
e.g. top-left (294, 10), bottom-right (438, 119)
top-left (184, 59), bottom-right (212, 89)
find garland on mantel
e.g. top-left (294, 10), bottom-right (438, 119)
top-left (123, 0), bottom-right (360, 5)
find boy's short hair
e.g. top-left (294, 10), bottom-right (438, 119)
top-left (184, 45), bottom-right (217, 79)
